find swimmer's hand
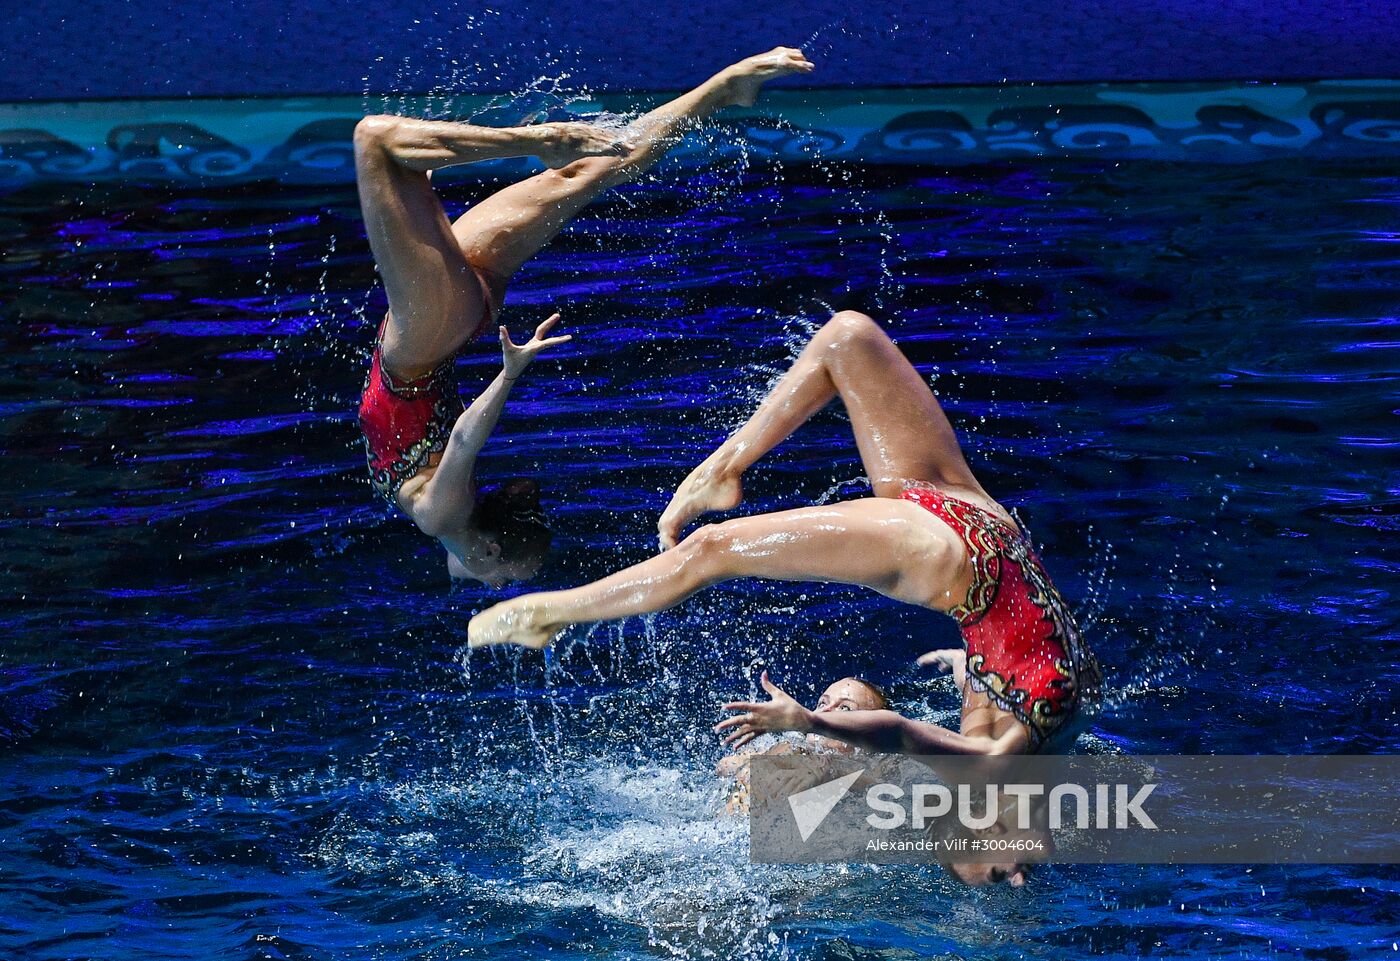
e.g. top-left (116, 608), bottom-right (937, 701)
top-left (501, 313), bottom-right (571, 380)
top-left (715, 671), bottom-right (812, 749)
top-left (917, 648), bottom-right (967, 690)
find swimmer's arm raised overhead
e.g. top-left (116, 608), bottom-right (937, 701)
top-left (409, 314), bottom-right (571, 536)
top-left (716, 672), bottom-right (1020, 757)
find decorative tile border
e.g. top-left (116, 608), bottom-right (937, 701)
top-left (2, 81), bottom-right (1398, 188)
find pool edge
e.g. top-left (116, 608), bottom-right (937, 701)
top-left (3, 80), bottom-right (1398, 188)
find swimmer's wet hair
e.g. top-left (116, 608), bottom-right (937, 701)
top-left (845, 676), bottom-right (890, 710)
top-left (476, 477), bottom-right (551, 564)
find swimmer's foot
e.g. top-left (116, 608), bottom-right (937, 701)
top-left (467, 596), bottom-right (563, 650)
top-left (717, 47), bottom-right (814, 108)
top-left (530, 121), bottom-right (631, 169)
top-left (658, 456), bottom-right (744, 550)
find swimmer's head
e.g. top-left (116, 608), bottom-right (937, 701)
top-left (807, 677), bottom-right (888, 753)
top-left (939, 798), bottom-right (1050, 888)
top-left (945, 860), bottom-right (1032, 888)
top-left (457, 478), bottom-right (552, 587)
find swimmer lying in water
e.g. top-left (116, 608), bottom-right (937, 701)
top-left (718, 663), bottom-right (1043, 887)
top-left (471, 312), bottom-right (1102, 754)
top-left (354, 47), bottom-right (814, 587)
top-left (716, 675), bottom-right (889, 816)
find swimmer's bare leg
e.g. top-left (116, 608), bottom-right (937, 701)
top-left (468, 497), bottom-right (966, 650)
top-left (353, 116), bottom-right (626, 376)
top-left (659, 311), bottom-right (993, 548)
top-left (449, 47), bottom-right (815, 285)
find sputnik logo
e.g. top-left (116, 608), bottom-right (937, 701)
top-left (788, 769), bottom-right (864, 841)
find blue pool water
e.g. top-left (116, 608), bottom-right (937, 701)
top-left (1, 152), bottom-right (1398, 959)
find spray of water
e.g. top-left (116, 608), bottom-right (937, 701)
top-left (250, 16), bottom-right (1219, 954)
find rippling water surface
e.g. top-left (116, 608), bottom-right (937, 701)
top-left (2, 156), bottom-right (1397, 959)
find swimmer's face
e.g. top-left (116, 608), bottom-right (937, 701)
top-left (814, 678), bottom-right (885, 714)
top-left (948, 860), bottom-right (1031, 888)
top-left (944, 817), bottom-right (1047, 887)
top-left (446, 546), bottom-right (544, 589)
top-left (479, 554), bottom-right (545, 590)
top-left (807, 678), bottom-right (885, 753)
top-left (491, 552), bottom-right (544, 588)
top-left (498, 536), bottom-right (549, 585)
top-left (475, 562), bottom-right (514, 591)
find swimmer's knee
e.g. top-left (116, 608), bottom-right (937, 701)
top-left (354, 115), bottom-right (402, 158)
top-left (675, 523), bottom-right (735, 575)
top-left (677, 522), bottom-right (725, 556)
top-left (823, 310), bottom-right (885, 346)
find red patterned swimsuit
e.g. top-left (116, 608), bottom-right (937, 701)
top-left (358, 337), bottom-right (467, 503)
top-left (358, 267), bottom-right (506, 504)
top-left (900, 483), bottom-right (1101, 749)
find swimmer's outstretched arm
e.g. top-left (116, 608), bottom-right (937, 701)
top-left (409, 315), bottom-right (571, 535)
top-left (715, 672), bottom-right (1020, 757)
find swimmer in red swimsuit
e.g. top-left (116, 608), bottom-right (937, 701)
top-left (470, 312), bottom-right (1101, 758)
top-left (355, 48), bottom-right (815, 586)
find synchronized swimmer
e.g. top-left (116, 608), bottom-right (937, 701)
top-left (355, 47), bottom-right (1099, 888)
top-left (465, 313), bottom-right (1101, 884)
top-left (355, 48), bottom-right (813, 586)
top-left (469, 311), bottom-right (1100, 750)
